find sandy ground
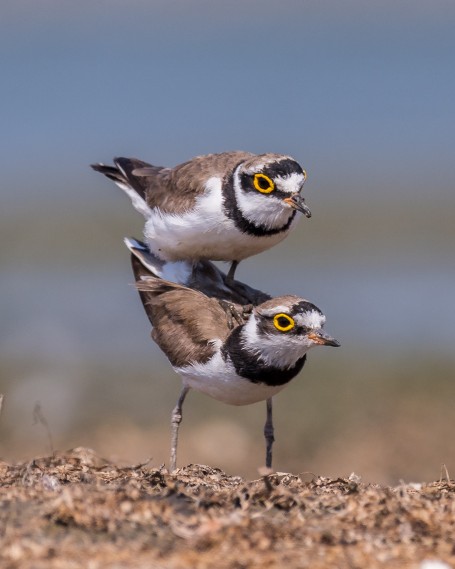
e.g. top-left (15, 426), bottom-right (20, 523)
top-left (1, 447), bottom-right (454, 569)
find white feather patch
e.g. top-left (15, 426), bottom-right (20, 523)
top-left (295, 310), bottom-right (326, 329)
top-left (176, 351), bottom-right (287, 405)
top-left (113, 164), bottom-right (152, 218)
top-left (161, 261), bottom-right (193, 284)
top-left (275, 172), bottom-right (306, 194)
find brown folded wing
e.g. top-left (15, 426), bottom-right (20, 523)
top-left (134, 151), bottom-right (253, 213)
top-left (131, 256), bottom-right (231, 368)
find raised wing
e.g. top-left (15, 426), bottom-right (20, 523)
top-left (131, 256), bottom-right (231, 368)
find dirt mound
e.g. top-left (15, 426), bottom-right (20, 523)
top-left (1, 448), bottom-right (454, 568)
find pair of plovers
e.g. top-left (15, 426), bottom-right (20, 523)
top-left (92, 151), bottom-right (339, 471)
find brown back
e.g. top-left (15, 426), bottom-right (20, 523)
top-left (141, 151), bottom-right (253, 213)
top-left (132, 256), bottom-right (231, 367)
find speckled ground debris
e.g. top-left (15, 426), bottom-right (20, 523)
top-left (1, 447), bottom-right (454, 568)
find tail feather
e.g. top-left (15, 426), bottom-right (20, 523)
top-left (112, 158), bottom-right (158, 202)
top-left (90, 163), bottom-right (126, 186)
top-left (125, 237), bottom-right (164, 279)
top-left (91, 158), bottom-right (154, 218)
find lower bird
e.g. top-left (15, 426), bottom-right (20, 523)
top-left (129, 240), bottom-right (340, 471)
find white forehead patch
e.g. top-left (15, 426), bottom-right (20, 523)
top-left (295, 310), bottom-right (326, 329)
top-left (276, 172), bottom-right (306, 194)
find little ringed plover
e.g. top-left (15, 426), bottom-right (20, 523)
top-left (130, 248), bottom-right (339, 471)
top-left (93, 151), bottom-right (311, 280)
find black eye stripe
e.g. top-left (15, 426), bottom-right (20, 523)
top-left (239, 159), bottom-right (304, 196)
top-left (261, 158), bottom-right (304, 180)
top-left (295, 301), bottom-right (323, 316)
top-left (239, 173), bottom-right (289, 198)
top-left (221, 166), bottom-right (297, 237)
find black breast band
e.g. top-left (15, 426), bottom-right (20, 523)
top-left (221, 326), bottom-right (307, 386)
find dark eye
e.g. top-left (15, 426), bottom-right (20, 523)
top-left (273, 313), bottom-right (295, 332)
top-left (253, 173), bottom-right (275, 194)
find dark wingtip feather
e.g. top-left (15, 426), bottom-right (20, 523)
top-left (90, 162), bottom-right (128, 185)
top-left (90, 162), bottom-right (116, 174)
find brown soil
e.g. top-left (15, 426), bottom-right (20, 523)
top-left (1, 447), bottom-right (454, 568)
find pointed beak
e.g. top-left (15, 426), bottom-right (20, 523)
top-left (283, 194), bottom-right (312, 218)
top-left (307, 330), bottom-right (340, 347)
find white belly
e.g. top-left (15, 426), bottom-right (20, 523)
top-left (175, 352), bottom-right (287, 406)
top-left (144, 210), bottom-right (293, 262)
top-left (143, 176), bottom-right (299, 262)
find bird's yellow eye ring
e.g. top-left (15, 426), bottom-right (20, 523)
top-left (273, 313), bottom-right (295, 332)
top-left (253, 173), bottom-right (275, 194)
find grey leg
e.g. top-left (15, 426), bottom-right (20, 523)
top-left (264, 398), bottom-right (275, 469)
top-left (224, 261), bottom-right (257, 304)
top-left (170, 386), bottom-right (190, 471)
top-left (226, 260), bottom-right (239, 283)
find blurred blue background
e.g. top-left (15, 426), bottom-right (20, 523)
top-left (1, 0), bottom-right (454, 483)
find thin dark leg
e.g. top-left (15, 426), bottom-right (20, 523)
top-left (264, 398), bottom-right (275, 469)
top-left (224, 262), bottom-right (261, 305)
top-left (226, 260), bottom-right (239, 283)
top-left (170, 386), bottom-right (190, 471)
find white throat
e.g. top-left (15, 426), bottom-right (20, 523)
top-left (233, 167), bottom-right (294, 229)
top-left (241, 314), bottom-right (312, 370)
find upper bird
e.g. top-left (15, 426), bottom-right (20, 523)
top-left (91, 151), bottom-right (311, 280)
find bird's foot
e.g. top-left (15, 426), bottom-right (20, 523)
top-left (219, 300), bottom-right (246, 329)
